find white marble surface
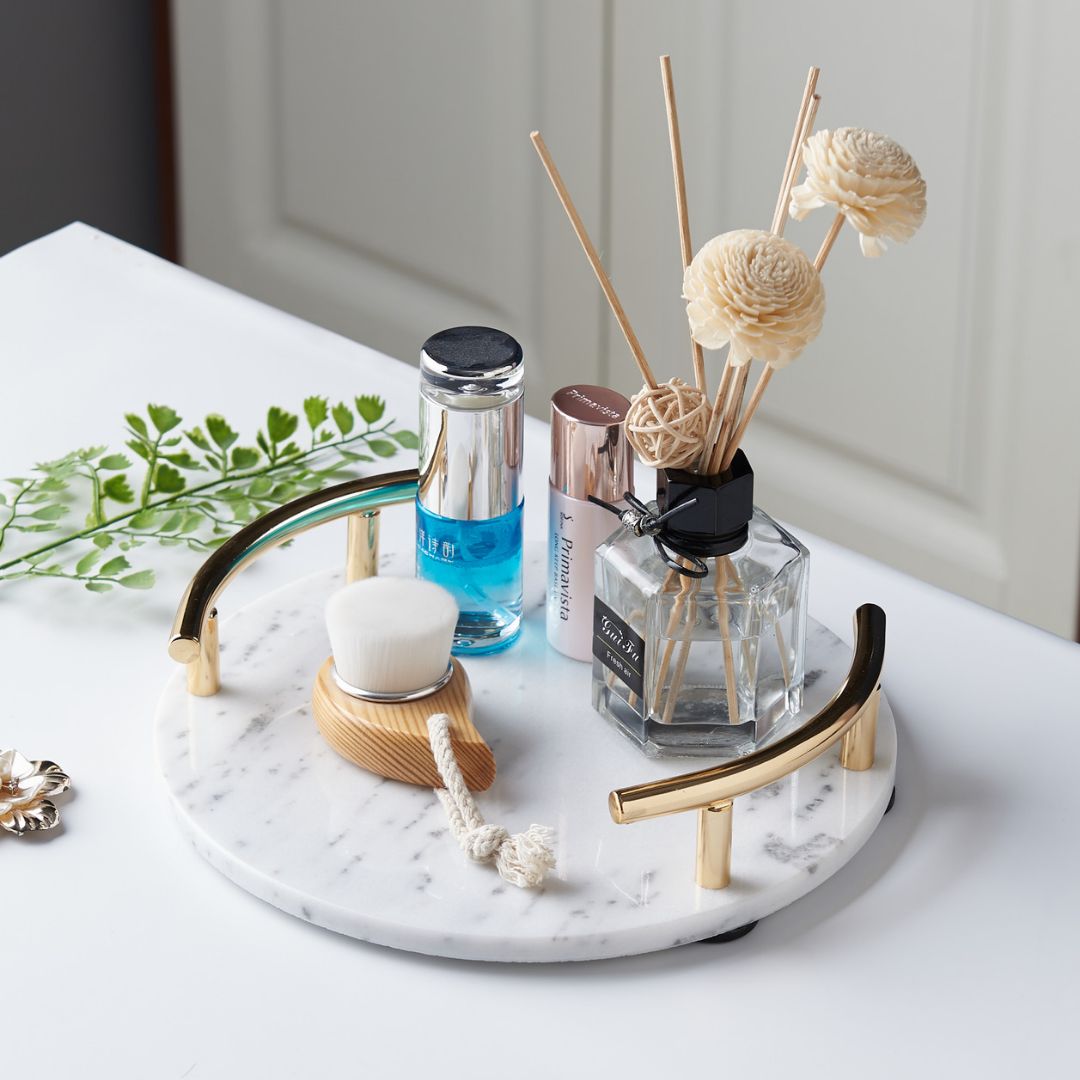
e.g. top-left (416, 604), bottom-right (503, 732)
top-left (5, 227), bottom-right (1079, 1076)
top-left (156, 546), bottom-right (896, 962)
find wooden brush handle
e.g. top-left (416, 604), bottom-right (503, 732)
top-left (312, 657), bottom-right (495, 792)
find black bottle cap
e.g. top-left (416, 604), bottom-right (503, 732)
top-left (421, 326), bottom-right (523, 380)
top-left (656, 450), bottom-right (754, 558)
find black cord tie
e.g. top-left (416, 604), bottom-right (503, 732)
top-left (588, 492), bottom-right (709, 578)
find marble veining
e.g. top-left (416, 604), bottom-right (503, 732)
top-left (154, 546), bottom-right (896, 962)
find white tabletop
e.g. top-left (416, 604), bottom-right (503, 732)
top-left (3, 225), bottom-right (1076, 1078)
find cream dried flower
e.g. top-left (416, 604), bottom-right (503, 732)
top-left (683, 229), bottom-right (825, 367)
top-left (0, 749), bottom-right (71, 835)
top-left (790, 127), bottom-right (926, 257)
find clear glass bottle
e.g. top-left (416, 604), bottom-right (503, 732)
top-left (416, 326), bottom-right (524, 654)
top-left (591, 452), bottom-right (808, 758)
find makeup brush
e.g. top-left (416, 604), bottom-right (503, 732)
top-left (325, 576), bottom-right (458, 696)
top-left (313, 577), bottom-right (496, 791)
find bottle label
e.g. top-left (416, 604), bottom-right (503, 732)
top-left (552, 525), bottom-right (573, 622)
top-left (416, 522), bottom-right (458, 564)
top-left (547, 490), bottom-right (618, 661)
top-left (592, 598), bottom-right (645, 699)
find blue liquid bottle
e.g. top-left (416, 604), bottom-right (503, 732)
top-left (416, 327), bottom-right (524, 654)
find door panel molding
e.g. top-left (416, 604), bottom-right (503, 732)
top-left (174, 0), bottom-right (607, 403)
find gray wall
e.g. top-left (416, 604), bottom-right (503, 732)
top-left (0, 1), bottom-right (165, 257)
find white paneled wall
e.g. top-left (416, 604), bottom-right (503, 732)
top-left (174, 0), bottom-right (1080, 637)
top-left (173, 0), bottom-right (607, 409)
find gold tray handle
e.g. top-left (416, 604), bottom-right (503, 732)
top-left (168, 469), bottom-right (420, 696)
top-left (609, 603), bottom-right (886, 888)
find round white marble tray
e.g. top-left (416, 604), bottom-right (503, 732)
top-left (155, 547), bottom-right (896, 962)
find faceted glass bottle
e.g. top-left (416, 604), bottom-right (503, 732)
top-left (591, 458), bottom-right (808, 757)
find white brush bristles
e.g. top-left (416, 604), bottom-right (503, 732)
top-left (325, 577), bottom-right (459, 695)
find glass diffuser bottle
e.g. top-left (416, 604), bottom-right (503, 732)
top-left (591, 451), bottom-right (808, 758)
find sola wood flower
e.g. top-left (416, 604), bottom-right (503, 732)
top-left (0, 749), bottom-right (70, 835)
top-left (683, 229), bottom-right (825, 367)
top-left (624, 378), bottom-right (709, 469)
top-left (790, 127), bottom-right (926, 257)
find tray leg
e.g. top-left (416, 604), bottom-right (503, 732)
top-left (699, 920), bottom-right (759, 944)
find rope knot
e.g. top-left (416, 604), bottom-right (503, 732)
top-left (426, 713), bottom-right (556, 889)
top-left (463, 823), bottom-right (510, 861)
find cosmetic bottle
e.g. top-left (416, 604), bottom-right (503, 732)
top-left (591, 450), bottom-right (809, 758)
top-left (417, 326), bottom-right (524, 654)
top-left (547, 385), bottom-right (633, 660)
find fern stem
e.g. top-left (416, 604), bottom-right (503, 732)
top-left (0, 567), bottom-right (117, 586)
top-left (82, 465), bottom-right (104, 527)
top-left (139, 434), bottom-right (162, 509)
top-left (0, 483), bottom-right (32, 549)
top-left (0, 422), bottom-right (400, 575)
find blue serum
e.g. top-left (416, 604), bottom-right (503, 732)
top-left (416, 327), bottom-right (524, 654)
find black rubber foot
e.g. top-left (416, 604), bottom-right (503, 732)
top-left (700, 920), bottom-right (759, 944)
top-left (885, 786), bottom-right (896, 814)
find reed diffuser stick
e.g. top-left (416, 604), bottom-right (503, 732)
top-left (709, 362), bottom-right (750, 473)
top-left (660, 55), bottom-right (707, 396)
top-left (770, 68), bottom-right (820, 235)
top-left (720, 364), bottom-right (773, 471)
top-left (775, 94), bottom-right (821, 238)
top-left (712, 88), bottom-right (821, 471)
top-left (699, 356), bottom-right (735, 471)
top-left (531, 131), bottom-right (659, 389)
top-left (653, 561), bottom-right (695, 718)
top-left (654, 48), bottom-right (739, 706)
top-left (715, 93), bottom-right (823, 470)
top-left (671, 70), bottom-right (820, 717)
top-left (660, 573), bottom-right (701, 724)
top-left (716, 557), bottom-right (741, 723)
top-left (661, 555), bottom-right (740, 725)
top-left (814, 211), bottom-right (845, 270)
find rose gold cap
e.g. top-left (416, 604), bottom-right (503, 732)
top-left (550, 385), bottom-right (634, 502)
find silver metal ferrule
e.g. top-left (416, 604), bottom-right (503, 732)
top-left (331, 662), bottom-right (455, 702)
top-left (418, 327), bottom-right (524, 520)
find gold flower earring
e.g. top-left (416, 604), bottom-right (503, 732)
top-left (0, 749), bottom-right (71, 835)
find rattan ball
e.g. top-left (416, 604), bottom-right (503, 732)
top-left (624, 378), bottom-right (708, 470)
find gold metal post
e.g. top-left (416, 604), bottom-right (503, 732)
top-left (186, 608), bottom-right (220, 697)
top-left (840, 687), bottom-right (880, 771)
top-left (346, 510), bottom-right (380, 583)
top-left (696, 801), bottom-right (733, 889)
